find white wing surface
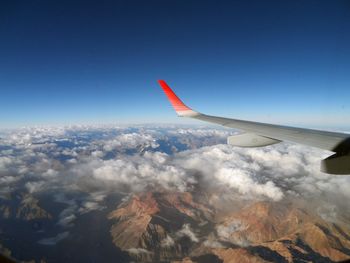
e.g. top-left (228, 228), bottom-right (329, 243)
top-left (158, 80), bottom-right (350, 175)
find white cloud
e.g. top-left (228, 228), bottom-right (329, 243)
top-left (317, 203), bottom-right (338, 223)
top-left (176, 224), bottom-right (199, 242)
top-left (91, 152), bottom-right (193, 192)
top-left (203, 238), bottom-right (226, 248)
top-left (168, 128), bottom-right (233, 138)
top-left (161, 235), bottom-right (175, 247)
top-left (214, 167), bottom-right (283, 201)
top-left (25, 181), bottom-right (45, 193)
top-left (127, 248), bottom-right (153, 255)
top-left (0, 156), bottom-right (13, 169)
top-left (54, 195), bottom-right (78, 228)
top-left (0, 125), bottom-right (349, 217)
top-left (58, 214), bottom-right (77, 227)
top-left (102, 133), bottom-right (159, 152)
top-left (91, 150), bottom-right (104, 158)
top-left (216, 220), bottom-right (247, 241)
top-left (42, 169), bottom-right (59, 178)
top-left (78, 201), bottom-right (102, 214)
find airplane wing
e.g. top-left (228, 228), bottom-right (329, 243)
top-left (158, 80), bottom-right (350, 175)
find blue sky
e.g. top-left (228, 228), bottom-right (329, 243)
top-left (0, 0), bottom-right (349, 129)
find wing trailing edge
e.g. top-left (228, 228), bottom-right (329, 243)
top-left (227, 133), bottom-right (280, 147)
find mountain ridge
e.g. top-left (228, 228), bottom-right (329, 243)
top-left (108, 191), bottom-right (350, 262)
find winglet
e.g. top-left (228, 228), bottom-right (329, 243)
top-left (158, 80), bottom-right (199, 117)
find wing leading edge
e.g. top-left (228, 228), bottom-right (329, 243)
top-left (158, 80), bottom-right (350, 175)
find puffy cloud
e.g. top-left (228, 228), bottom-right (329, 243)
top-left (91, 150), bottom-right (104, 158)
top-left (102, 133), bottom-right (159, 152)
top-left (168, 128), bottom-right (233, 138)
top-left (0, 156), bottom-right (25, 175)
top-left (78, 192), bottom-right (106, 214)
top-left (52, 191), bottom-right (107, 227)
top-left (3, 126), bottom-right (66, 145)
top-left (0, 175), bottom-right (19, 185)
top-left (25, 181), bottom-right (45, 193)
top-left (0, 124), bottom-right (349, 218)
top-left (91, 152), bottom-right (193, 192)
top-left (0, 156), bottom-right (13, 168)
top-left (42, 169), bottom-right (59, 178)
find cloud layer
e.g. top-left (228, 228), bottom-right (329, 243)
top-left (0, 124), bottom-right (349, 224)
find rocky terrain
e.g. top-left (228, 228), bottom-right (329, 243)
top-left (108, 191), bottom-right (350, 263)
top-left (0, 192), bottom-right (52, 263)
top-left (0, 193), bottom-right (52, 221)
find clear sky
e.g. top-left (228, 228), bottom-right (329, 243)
top-left (0, 0), bottom-right (349, 129)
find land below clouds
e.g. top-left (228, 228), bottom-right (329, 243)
top-left (0, 125), bottom-right (349, 262)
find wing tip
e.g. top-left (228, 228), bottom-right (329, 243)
top-left (157, 80), bottom-right (173, 94)
top-left (157, 80), bottom-right (199, 117)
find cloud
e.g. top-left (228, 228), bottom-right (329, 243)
top-left (127, 248), bottom-right (153, 255)
top-left (317, 203), bottom-right (338, 223)
top-left (168, 128), bottom-right (233, 138)
top-left (214, 167), bottom-right (283, 201)
top-left (161, 235), bottom-right (175, 247)
top-left (102, 133), bottom-right (159, 152)
top-left (171, 145), bottom-right (286, 200)
top-left (176, 224), bottom-right (199, 242)
top-left (216, 220), bottom-right (250, 246)
top-left (38, 232), bottom-right (69, 245)
top-left (25, 181), bottom-right (45, 193)
top-left (42, 169), bottom-right (59, 178)
top-left (78, 201), bottom-right (100, 214)
top-left (0, 124), bottom-right (349, 220)
top-left (216, 220), bottom-right (246, 240)
top-left (0, 156), bottom-right (13, 169)
top-left (58, 214), bottom-right (76, 227)
top-left (90, 151), bottom-right (193, 192)
top-left (54, 194), bottom-right (79, 227)
top-left (203, 239), bottom-right (226, 248)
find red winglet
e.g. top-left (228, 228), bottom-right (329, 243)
top-left (158, 80), bottom-right (192, 112)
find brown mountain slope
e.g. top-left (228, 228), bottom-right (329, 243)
top-left (108, 191), bottom-right (350, 263)
top-left (216, 202), bottom-right (350, 262)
